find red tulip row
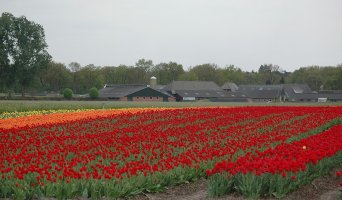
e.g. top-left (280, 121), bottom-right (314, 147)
top-left (208, 124), bottom-right (342, 176)
top-left (1, 106), bottom-right (342, 199)
top-left (207, 124), bottom-right (342, 198)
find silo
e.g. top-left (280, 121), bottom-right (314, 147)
top-left (150, 76), bottom-right (157, 89)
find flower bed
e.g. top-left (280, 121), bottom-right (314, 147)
top-left (207, 124), bottom-right (342, 198)
top-left (0, 106), bottom-right (342, 199)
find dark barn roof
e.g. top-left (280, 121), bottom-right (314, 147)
top-left (283, 84), bottom-right (312, 96)
top-left (162, 81), bottom-right (223, 94)
top-left (99, 85), bottom-right (146, 98)
top-left (221, 82), bottom-right (239, 91)
top-left (175, 90), bottom-right (230, 98)
top-left (98, 84), bottom-right (174, 99)
top-left (288, 93), bottom-right (342, 101)
top-left (238, 85), bottom-right (283, 99)
top-left (127, 87), bottom-right (174, 98)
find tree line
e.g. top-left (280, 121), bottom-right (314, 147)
top-left (1, 58), bottom-right (342, 96)
top-left (1, 12), bottom-right (342, 97)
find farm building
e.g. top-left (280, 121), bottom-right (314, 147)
top-left (238, 84), bottom-right (342, 102)
top-left (284, 84), bottom-right (342, 102)
top-left (221, 82), bottom-right (239, 92)
top-left (162, 81), bottom-right (249, 102)
top-left (98, 84), bottom-right (175, 101)
top-left (238, 85), bottom-right (284, 102)
top-left (97, 77), bottom-right (175, 101)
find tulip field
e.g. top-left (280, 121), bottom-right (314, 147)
top-left (1, 106), bottom-right (342, 199)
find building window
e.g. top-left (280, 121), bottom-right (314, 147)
top-left (143, 96), bottom-right (146, 100)
top-left (136, 96), bottom-right (140, 100)
top-left (156, 96), bottom-right (159, 100)
top-left (150, 96), bottom-right (153, 100)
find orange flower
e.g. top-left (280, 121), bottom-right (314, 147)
top-left (0, 108), bottom-right (198, 130)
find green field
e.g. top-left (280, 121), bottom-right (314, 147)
top-left (0, 100), bottom-right (341, 114)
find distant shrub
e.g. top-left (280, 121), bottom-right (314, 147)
top-left (63, 88), bottom-right (73, 99)
top-left (89, 87), bottom-right (99, 99)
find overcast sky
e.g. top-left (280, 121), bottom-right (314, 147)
top-left (1, 0), bottom-right (342, 72)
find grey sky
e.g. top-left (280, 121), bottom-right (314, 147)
top-left (1, 0), bottom-right (342, 72)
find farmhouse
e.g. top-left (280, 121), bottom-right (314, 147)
top-left (238, 84), bottom-right (342, 102)
top-left (98, 77), bottom-right (175, 102)
top-left (238, 85), bottom-right (284, 102)
top-left (284, 84), bottom-right (342, 102)
top-left (162, 81), bottom-right (249, 102)
top-left (221, 82), bottom-right (238, 92)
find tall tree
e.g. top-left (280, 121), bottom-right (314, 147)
top-left (334, 64), bottom-right (342, 90)
top-left (135, 59), bottom-right (153, 73)
top-left (36, 63), bottom-right (51, 91)
top-left (177, 72), bottom-right (199, 81)
top-left (68, 62), bottom-right (83, 94)
top-left (150, 63), bottom-right (167, 84)
top-left (321, 66), bottom-right (339, 90)
top-left (220, 65), bottom-right (246, 85)
top-left (191, 63), bottom-right (222, 84)
top-left (279, 76), bottom-right (285, 84)
top-left (115, 65), bottom-right (128, 84)
top-left (0, 12), bottom-right (52, 97)
top-left (258, 64), bottom-right (282, 85)
top-left (101, 66), bottom-right (116, 84)
top-left (243, 71), bottom-right (259, 85)
top-left (0, 13), bottom-right (16, 96)
top-left (164, 62), bottom-right (185, 83)
top-left (126, 66), bottom-right (146, 84)
top-left (80, 64), bottom-right (104, 92)
top-left (45, 62), bottom-right (72, 92)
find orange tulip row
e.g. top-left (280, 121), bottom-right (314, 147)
top-left (0, 107), bottom-right (216, 130)
top-left (0, 109), bottom-right (148, 130)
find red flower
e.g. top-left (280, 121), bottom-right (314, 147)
top-left (291, 176), bottom-right (296, 179)
top-left (282, 172), bottom-right (286, 178)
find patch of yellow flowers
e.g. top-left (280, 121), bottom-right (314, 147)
top-left (0, 109), bottom-right (95, 119)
